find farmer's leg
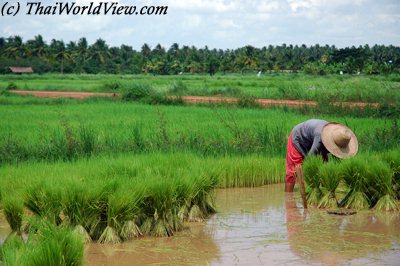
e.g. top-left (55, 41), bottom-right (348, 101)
top-left (285, 133), bottom-right (304, 192)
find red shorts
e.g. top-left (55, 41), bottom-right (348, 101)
top-left (285, 133), bottom-right (304, 184)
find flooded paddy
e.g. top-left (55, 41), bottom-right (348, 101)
top-left (1, 184), bottom-right (400, 265)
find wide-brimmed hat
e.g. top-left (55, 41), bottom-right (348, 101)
top-left (321, 123), bottom-right (358, 159)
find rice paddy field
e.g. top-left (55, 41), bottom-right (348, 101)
top-left (1, 73), bottom-right (400, 103)
top-left (0, 74), bottom-right (399, 265)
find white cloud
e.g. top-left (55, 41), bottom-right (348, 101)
top-left (1, 0), bottom-right (399, 49)
top-left (259, 1), bottom-right (280, 12)
top-left (182, 15), bottom-right (202, 29)
top-left (218, 19), bottom-right (242, 30)
top-left (162, 0), bottom-right (236, 13)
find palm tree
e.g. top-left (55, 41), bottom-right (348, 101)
top-left (89, 38), bottom-right (111, 64)
top-left (54, 50), bottom-right (71, 74)
top-left (4, 35), bottom-right (28, 59)
top-left (27, 35), bottom-right (48, 58)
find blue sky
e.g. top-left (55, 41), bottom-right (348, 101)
top-left (1, 0), bottom-right (399, 49)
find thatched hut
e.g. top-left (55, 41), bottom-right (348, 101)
top-left (9, 67), bottom-right (34, 74)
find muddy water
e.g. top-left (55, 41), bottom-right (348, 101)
top-left (85, 185), bottom-right (400, 265)
top-left (1, 185), bottom-right (399, 265)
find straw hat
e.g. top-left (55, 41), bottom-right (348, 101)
top-left (321, 123), bottom-right (358, 159)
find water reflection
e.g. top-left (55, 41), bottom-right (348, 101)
top-left (285, 191), bottom-right (400, 265)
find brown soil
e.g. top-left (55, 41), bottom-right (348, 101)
top-left (9, 90), bottom-right (379, 108)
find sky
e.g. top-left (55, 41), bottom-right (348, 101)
top-left (1, 0), bottom-right (399, 49)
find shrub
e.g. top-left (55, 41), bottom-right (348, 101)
top-left (122, 83), bottom-right (156, 101)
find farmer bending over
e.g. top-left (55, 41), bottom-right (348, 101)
top-left (285, 119), bottom-right (358, 192)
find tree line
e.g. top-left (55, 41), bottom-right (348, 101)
top-left (0, 35), bottom-right (399, 75)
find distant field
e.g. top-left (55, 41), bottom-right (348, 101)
top-left (1, 73), bottom-right (400, 103)
top-left (0, 99), bottom-right (398, 164)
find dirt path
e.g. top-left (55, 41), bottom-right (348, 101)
top-left (9, 90), bottom-right (379, 108)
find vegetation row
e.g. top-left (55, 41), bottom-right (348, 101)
top-left (303, 149), bottom-right (400, 211)
top-left (2, 73), bottom-right (400, 105)
top-left (1, 35), bottom-right (399, 75)
top-left (0, 100), bottom-right (399, 165)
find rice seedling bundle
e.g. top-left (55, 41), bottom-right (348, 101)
top-left (0, 233), bottom-right (24, 264)
top-left (303, 156), bottom-right (323, 206)
top-left (119, 184), bottom-right (146, 240)
top-left (61, 181), bottom-right (93, 242)
top-left (140, 178), bottom-right (178, 237)
top-left (86, 180), bottom-right (119, 241)
top-left (381, 149), bottom-right (400, 195)
top-left (99, 184), bottom-right (145, 244)
top-left (24, 181), bottom-right (63, 225)
top-left (174, 177), bottom-right (196, 223)
top-left (2, 194), bottom-right (23, 235)
top-left (365, 161), bottom-right (398, 211)
top-left (0, 220), bottom-right (83, 266)
top-left (340, 158), bottom-right (370, 210)
top-left (317, 162), bottom-right (342, 209)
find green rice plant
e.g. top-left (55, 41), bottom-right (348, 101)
top-left (189, 174), bottom-right (218, 221)
top-left (343, 191), bottom-right (370, 210)
top-left (374, 194), bottom-right (398, 211)
top-left (99, 185), bottom-right (144, 244)
top-left (0, 233), bottom-right (24, 264)
top-left (119, 184), bottom-right (146, 240)
top-left (335, 180), bottom-right (351, 204)
top-left (140, 179), bottom-right (178, 237)
top-left (86, 180), bottom-right (119, 241)
top-left (24, 181), bottom-right (63, 225)
top-left (61, 181), bottom-right (92, 242)
top-left (214, 156), bottom-right (285, 188)
top-left (340, 158), bottom-right (371, 210)
top-left (1, 220), bottom-right (83, 266)
top-left (98, 226), bottom-right (121, 245)
top-left (28, 222), bottom-right (84, 266)
top-left (365, 161), bottom-right (398, 211)
top-left (317, 162), bottom-right (342, 209)
top-left (381, 149), bottom-right (400, 195)
top-left (303, 156), bottom-right (324, 206)
top-left (78, 124), bottom-right (97, 157)
top-left (174, 177), bottom-right (196, 224)
top-left (2, 194), bottom-right (24, 235)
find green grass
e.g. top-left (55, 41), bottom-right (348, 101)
top-left (1, 73), bottom-right (400, 103)
top-left (0, 99), bottom-right (398, 164)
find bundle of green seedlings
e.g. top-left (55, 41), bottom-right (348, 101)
top-left (1, 153), bottom-right (228, 244)
top-left (0, 219), bottom-right (84, 266)
top-left (1, 193), bottom-right (24, 238)
top-left (381, 149), bottom-right (400, 197)
top-left (303, 150), bottom-right (399, 211)
top-left (339, 157), bottom-right (372, 210)
top-left (303, 156), bottom-right (323, 206)
top-left (366, 160), bottom-right (397, 211)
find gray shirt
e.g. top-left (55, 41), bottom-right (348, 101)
top-left (291, 119), bottom-right (329, 158)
